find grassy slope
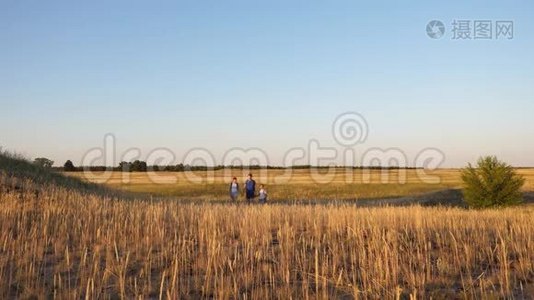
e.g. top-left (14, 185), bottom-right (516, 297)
top-left (0, 151), bottom-right (113, 196)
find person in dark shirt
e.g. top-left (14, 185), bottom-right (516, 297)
top-left (245, 173), bottom-right (256, 203)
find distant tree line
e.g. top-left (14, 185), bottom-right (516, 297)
top-left (55, 159), bottom-right (422, 172)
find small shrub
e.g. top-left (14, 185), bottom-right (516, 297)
top-left (461, 156), bottom-right (524, 208)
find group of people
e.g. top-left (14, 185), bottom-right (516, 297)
top-left (229, 173), bottom-right (268, 203)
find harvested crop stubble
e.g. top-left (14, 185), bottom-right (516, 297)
top-left (1, 174), bottom-right (533, 299)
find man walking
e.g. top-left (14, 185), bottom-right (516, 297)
top-left (245, 173), bottom-right (256, 203)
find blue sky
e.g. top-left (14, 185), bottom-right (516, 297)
top-left (1, 0), bottom-right (533, 167)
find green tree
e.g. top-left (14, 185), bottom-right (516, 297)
top-left (461, 156), bottom-right (525, 208)
top-left (34, 157), bottom-right (54, 168)
top-left (119, 161), bottom-right (131, 172)
top-left (131, 160), bottom-right (147, 172)
top-left (119, 160), bottom-right (147, 172)
top-left (64, 160), bottom-right (76, 171)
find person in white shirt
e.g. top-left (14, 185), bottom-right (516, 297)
top-left (229, 177), bottom-right (239, 202)
top-left (258, 184), bottom-right (268, 204)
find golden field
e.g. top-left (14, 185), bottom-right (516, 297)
top-left (2, 154), bottom-right (534, 299)
top-left (70, 168), bottom-right (534, 202)
top-left (1, 172), bottom-right (534, 299)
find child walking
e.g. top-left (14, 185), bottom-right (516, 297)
top-left (258, 184), bottom-right (268, 204)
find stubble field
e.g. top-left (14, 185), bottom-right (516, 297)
top-left (1, 174), bottom-right (534, 298)
top-left (2, 160), bottom-right (534, 298)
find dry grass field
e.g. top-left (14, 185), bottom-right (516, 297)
top-left (1, 172), bottom-right (534, 299)
top-left (2, 153), bottom-right (534, 299)
top-left (71, 168), bottom-right (534, 202)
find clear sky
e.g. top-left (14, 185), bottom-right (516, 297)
top-left (1, 0), bottom-right (533, 167)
